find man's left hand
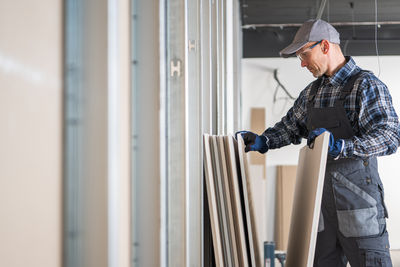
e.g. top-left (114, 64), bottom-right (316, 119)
top-left (307, 128), bottom-right (344, 158)
top-left (235, 131), bottom-right (269, 153)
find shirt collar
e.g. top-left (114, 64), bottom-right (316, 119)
top-left (322, 56), bottom-right (359, 87)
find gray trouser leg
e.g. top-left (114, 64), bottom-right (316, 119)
top-left (314, 209), bottom-right (347, 267)
top-left (315, 223), bottom-right (392, 267)
top-left (314, 158), bottom-right (393, 267)
top-left (338, 227), bottom-right (392, 267)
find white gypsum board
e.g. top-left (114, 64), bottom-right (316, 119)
top-left (217, 136), bottom-right (239, 267)
top-left (233, 137), bottom-right (253, 266)
top-left (285, 132), bottom-right (330, 267)
top-left (210, 135), bottom-right (232, 266)
top-left (224, 135), bottom-right (249, 267)
top-left (237, 135), bottom-right (261, 267)
top-left (203, 134), bottom-right (224, 267)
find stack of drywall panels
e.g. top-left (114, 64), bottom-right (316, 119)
top-left (203, 134), bottom-right (261, 267)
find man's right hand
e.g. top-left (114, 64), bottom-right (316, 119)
top-left (235, 131), bottom-right (269, 153)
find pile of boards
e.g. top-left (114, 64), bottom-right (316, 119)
top-left (203, 134), bottom-right (262, 267)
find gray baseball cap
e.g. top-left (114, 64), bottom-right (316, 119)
top-left (279, 19), bottom-right (340, 58)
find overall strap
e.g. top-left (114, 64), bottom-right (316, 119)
top-left (307, 77), bottom-right (323, 108)
top-left (336, 70), bottom-right (365, 105)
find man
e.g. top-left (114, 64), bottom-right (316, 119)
top-left (236, 19), bottom-right (400, 266)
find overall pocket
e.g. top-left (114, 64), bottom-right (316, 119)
top-left (357, 231), bottom-right (391, 267)
top-left (378, 183), bottom-right (389, 218)
top-left (331, 171), bottom-right (380, 238)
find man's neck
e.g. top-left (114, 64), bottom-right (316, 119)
top-left (325, 54), bottom-right (347, 77)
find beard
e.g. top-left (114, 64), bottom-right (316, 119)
top-left (308, 66), bottom-right (323, 78)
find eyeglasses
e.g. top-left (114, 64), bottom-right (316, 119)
top-left (296, 40), bottom-right (322, 61)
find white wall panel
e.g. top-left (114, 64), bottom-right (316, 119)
top-left (0, 1), bottom-right (62, 267)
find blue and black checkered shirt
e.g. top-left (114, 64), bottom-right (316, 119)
top-left (262, 57), bottom-right (400, 159)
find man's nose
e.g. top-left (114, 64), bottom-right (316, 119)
top-left (301, 59), bottom-right (307, 68)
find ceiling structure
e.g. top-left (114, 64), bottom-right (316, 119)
top-left (240, 0), bottom-right (400, 57)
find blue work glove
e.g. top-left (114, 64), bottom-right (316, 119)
top-left (307, 128), bottom-right (343, 158)
top-left (235, 131), bottom-right (269, 153)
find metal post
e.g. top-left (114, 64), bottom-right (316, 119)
top-left (63, 0), bottom-right (84, 266)
top-left (165, 0), bottom-right (187, 265)
top-left (131, 0), bottom-right (161, 266)
top-left (186, 0), bottom-right (203, 266)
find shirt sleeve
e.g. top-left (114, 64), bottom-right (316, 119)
top-left (261, 88), bottom-right (309, 149)
top-left (341, 75), bottom-right (400, 158)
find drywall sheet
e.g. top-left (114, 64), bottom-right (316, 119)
top-left (224, 135), bottom-right (249, 267)
top-left (238, 135), bottom-right (262, 267)
top-left (203, 134), bottom-right (224, 267)
top-left (0, 1), bottom-right (63, 267)
top-left (285, 132), bottom-right (330, 267)
top-left (210, 136), bottom-right (232, 265)
top-left (275, 165), bottom-right (297, 251)
top-left (217, 136), bottom-right (239, 266)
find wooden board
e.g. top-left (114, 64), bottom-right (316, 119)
top-left (275, 165), bottom-right (297, 251)
top-left (285, 132), bottom-right (330, 267)
top-left (237, 135), bottom-right (262, 267)
top-left (203, 134), bottom-right (224, 267)
top-left (210, 136), bottom-right (232, 266)
top-left (224, 135), bottom-right (249, 267)
top-left (217, 136), bottom-right (239, 267)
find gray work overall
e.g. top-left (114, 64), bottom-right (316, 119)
top-left (307, 71), bottom-right (392, 267)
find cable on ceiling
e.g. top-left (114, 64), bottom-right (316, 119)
top-left (316, 0), bottom-right (328, 20)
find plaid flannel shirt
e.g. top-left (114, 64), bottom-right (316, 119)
top-left (262, 57), bottom-right (400, 159)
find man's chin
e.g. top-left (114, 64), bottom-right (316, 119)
top-left (310, 70), bottom-right (321, 78)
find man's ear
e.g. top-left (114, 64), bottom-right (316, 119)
top-left (321, 40), bottom-right (329, 54)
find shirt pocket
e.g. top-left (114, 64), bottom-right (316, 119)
top-left (331, 171), bottom-right (380, 238)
